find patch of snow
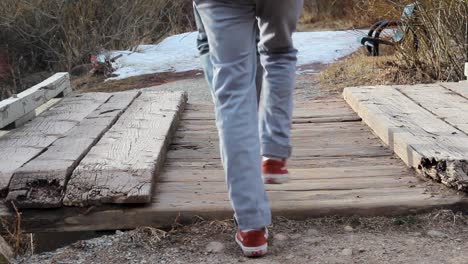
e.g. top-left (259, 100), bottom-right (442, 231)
top-left (108, 30), bottom-right (369, 80)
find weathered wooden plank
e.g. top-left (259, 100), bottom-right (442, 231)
top-left (177, 120), bottom-right (366, 131)
top-left (344, 86), bottom-right (468, 191)
top-left (166, 145), bottom-right (392, 160)
top-left (153, 176), bottom-right (418, 194)
top-left (16, 191), bottom-right (467, 233)
top-left (159, 165), bottom-right (412, 183)
top-left (154, 186), bottom-right (430, 204)
top-left (0, 93), bottom-right (111, 197)
top-left (6, 91), bottom-right (140, 209)
top-left (165, 156), bottom-right (406, 170)
top-left (440, 82), bottom-right (468, 99)
top-left (0, 73), bottom-right (72, 129)
top-left (397, 84), bottom-right (468, 134)
top-left (63, 91), bottom-right (187, 207)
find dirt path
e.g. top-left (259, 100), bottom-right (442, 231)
top-left (16, 211), bottom-right (468, 264)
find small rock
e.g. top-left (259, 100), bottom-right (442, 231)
top-left (115, 230), bottom-right (124, 235)
top-left (274, 233), bottom-right (288, 241)
top-left (427, 230), bottom-right (448, 238)
top-left (344, 226), bottom-right (354, 232)
top-left (290, 233), bottom-right (301, 239)
top-left (306, 228), bottom-right (320, 236)
top-left (358, 248), bottom-right (366, 253)
top-left (341, 248), bottom-right (353, 256)
top-left (303, 237), bottom-right (321, 245)
top-left (206, 241), bottom-right (225, 253)
top-left (286, 254), bottom-right (294, 260)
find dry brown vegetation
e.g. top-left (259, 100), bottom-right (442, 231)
top-left (395, 0), bottom-right (467, 82)
top-left (0, 0), bottom-right (398, 96)
top-left (321, 0), bottom-right (467, 91)
top-left (0, 0), bottom-right (194, 99)
top-left (299, 0), bottom-right (402, 31)
top-left (0, 0), bottom-right (465, 98)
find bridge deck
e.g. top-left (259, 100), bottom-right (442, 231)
top-left (1, 95), bottom-right (466, 233)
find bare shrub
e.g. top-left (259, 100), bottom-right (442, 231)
top-left (395, 0), bottom-right (467, 81)
top-left (0, 0), bottom-right (194, 97)
top-left (300, 0), bottom-right (402, 28)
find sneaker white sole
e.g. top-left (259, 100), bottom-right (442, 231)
top-left (262, 173), bottom-right (290, 184)
top-left (235, 235), bottom-right (268, 257)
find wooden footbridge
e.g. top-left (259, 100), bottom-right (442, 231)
top-left (0, 73), bottom-right (467, 233)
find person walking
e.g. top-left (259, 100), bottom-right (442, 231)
top-left (193, 0), bottom-right (303, 257)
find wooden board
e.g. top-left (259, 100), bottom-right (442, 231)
top-left (0, 93), bottom-right (111, 197)
top-left (397, 84), bottom-right (468, 134)
top-left (344, 85), bottom-right (468, 191)
top-left (0, 73), bottom-right (72, 129)
top-left (62, 91), bottom-right (187, 207)
top-left (6, 91), bottom-right (140, 209)
top-left (440, 82), bottom-right (468, 99)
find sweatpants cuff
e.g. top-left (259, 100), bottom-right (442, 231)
top-left (235, 211), bottom-right (272, 230)
top-left (262, 143), bottom-right (292, 159)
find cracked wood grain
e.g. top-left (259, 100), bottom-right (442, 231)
top-left (0, 93), bottom-right (111, 197)
top-left (6, 91), bottom-right (140, 208)
top-left (344, 85), bottom-right (468, 191)
top-left (63, 91), bottom-right (187, 206)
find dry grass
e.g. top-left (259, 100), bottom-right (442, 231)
top-left (1, 202), bottom-right (33, 257)
top-left (320, 48), bottom-right (434, 92)
top-left (299, 0), bottom-right (403, 31)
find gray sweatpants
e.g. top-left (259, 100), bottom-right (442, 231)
top-left (193, 2), bottom-right (263, 103)
top-left (194, 0), bottom-right (303, 230)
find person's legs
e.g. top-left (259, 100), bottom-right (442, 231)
top-left (194, 2), bottom-right (263, 104)
top-left (256, 0), bottom-right (303, 183)
top-left (194, 0), bottom-right (271, 232)
top-left (193, 2), bottom-right (214, 99)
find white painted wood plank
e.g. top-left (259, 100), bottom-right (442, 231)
top-left (6, 91), bottom-right (140, 209)
top-left (0, 93), bottom-right (111, 196)
top-left (0, 73), bottom-right (72, 129)
top-left (63, 91), bottom-right (187, 207)
top-left (396, 84), bottom-right (468, 135)
top-left (343, 86), bottom-right (468, 191)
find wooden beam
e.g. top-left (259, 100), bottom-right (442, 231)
top-left (344, 86), bottom-right (468, 191)
top-left (63, 91), bottom-right (187, 207)
top-left (12, 190), bottom-right (468, 233)
top-left (0, 73), bottom-right (72, 129)
top-left (0, 93), bottom-right (111, 197)
top-left (6, 91), bottom-right (140, 209)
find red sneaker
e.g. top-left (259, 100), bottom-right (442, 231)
top-left (262, 159), bottom-right (290, 184)
top-left (235, 228), bottom-right (268, 257)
